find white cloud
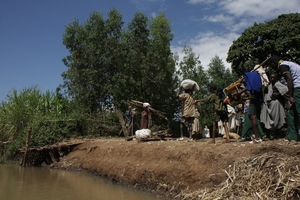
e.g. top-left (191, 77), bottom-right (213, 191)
top-left (173, 0), bottom-right (300, 72)
top-left (220, 0), bottom-right (300, 19)
top-left (188, 0), bottom-right (300, 32)
top-left (171, 32), bottom-right (239, 70)
top-left (204, 14), bottom-right (234, 24)
top-left (134, 0), bottom-right (300, 73)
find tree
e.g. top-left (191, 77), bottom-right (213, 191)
top-left (227, 13), bottom-right (300, 75)
top-left (111, 12), bottom-right (150, 109)
top-left (207, 55), bottom-right (238, 89)
top-left (62, 9), bottom-right (124, 113)
top-left (144, 13), bottom-right (177, 121)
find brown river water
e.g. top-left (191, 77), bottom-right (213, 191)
top-left (0, 164), bottom-right (169, 200)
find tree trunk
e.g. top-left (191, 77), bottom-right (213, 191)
top-left (115, 109), bottom-right (128, 137)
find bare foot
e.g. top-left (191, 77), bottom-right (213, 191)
top-left (223, 140), bottom-right (231, 143)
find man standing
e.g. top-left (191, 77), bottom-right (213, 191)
top-left (238, 71), bottom-right (264, 143)
top-left (268, 55), bottom-right (300, 141)
top-left (125, 106), bottom-right (133, 128)
top-left (177, 86), bottom-right (196, 141)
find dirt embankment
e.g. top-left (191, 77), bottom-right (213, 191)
top-left (53, 137), bottom-right (300, 199)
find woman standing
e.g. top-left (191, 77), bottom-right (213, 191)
top-left (141, 103), bottom-right (152, 129)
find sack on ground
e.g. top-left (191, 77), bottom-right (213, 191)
top-left (223, 132), bottom-right (240, 139)
top-left (135, 129), bottom-right (151, 138)
top-left (202, 126), bottom-right (210, 138)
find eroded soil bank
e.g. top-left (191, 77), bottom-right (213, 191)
top-left (52, 137), bottom-right (300, 199)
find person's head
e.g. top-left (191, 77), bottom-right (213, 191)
top-left (209, 85), bottom-right (217, 93)
top-left (269, 73), bottom-right (278, 83)
top-left (267, 55), bottom-right (281, 69)
top-left (142, 102), bottom-right (150, 111)
top-left (128, 106), bottom-right (132, 110)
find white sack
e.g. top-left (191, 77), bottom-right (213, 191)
top-left (176, 79), bottom-right (200, 92)
top-left (143, 102), bottom-right (150, 108)
top-left (135, 129), bottom-right (151, 138)
top-left (202, 126), bottom-right (210, 138)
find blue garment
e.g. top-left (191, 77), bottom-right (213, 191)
top-left (244, 72), bottom-right (263, 101)
top-left (125, 110), bottom-right (132, 125)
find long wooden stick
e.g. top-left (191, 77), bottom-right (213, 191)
top-left (251, 56), bottom-right (272, 72)
top-left (21, 127), bottom-right (32, 167)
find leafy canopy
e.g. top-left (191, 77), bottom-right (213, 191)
top-left (227, 13), bottom-right (300, 75)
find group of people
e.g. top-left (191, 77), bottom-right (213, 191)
top-left (177, 55), bottom-right (300, 144)
top-left (124, 55), bottom-right (300, 143)
top-left (124, 104), bottom-right (152, 136)
top-left (177, 84), bottom-right (231, 143)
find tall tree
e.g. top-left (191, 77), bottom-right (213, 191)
top-left (207, 55), bottom-right (238, 89)
top-left (227, 13), bottom-right (300, 75)
top-left (111, 12), bottom-right (149, 109)
top-left (104, 8), bottom-right (124, 106)
top-left (144, 13), bottom-right (176, 119)
top-left (62, 9), bottom-right (124, 113)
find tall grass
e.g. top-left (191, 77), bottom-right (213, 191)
top-left (0, 87), bottom-right (120, 161)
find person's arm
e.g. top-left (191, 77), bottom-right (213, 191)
top-left (195, 94), bottom-right (214, 104)
top-left (280, 64), bottom-right (294, 103)
top-left (284, 72), bottom-right (294, 103)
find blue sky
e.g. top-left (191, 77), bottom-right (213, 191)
top-left (1, 0), bottom-right (299, 102)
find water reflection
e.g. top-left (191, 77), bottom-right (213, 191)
top-left (0, 165), bottom-right (168, 200)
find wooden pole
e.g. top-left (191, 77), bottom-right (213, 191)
top-left (21, 127), bottom-right (32, 167)
top-left (131, 114), bottom-right (134, 136)
top-left (115, 109), bottom-right (128, 137)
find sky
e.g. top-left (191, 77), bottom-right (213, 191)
top-left (1, 0), bottom-right (300, 102)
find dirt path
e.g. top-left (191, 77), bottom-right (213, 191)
top-left (53, 137), bottom-right (300, 199)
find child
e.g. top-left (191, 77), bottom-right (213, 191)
top-left (194, 85), bottom-right (231, 143)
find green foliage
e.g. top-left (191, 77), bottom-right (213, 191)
top-left (227, 13), bottom-right (300, 75)
top-left (0, 86), bottom-right (120, 160)
top-left (62, 10), bottom-right (122, 112)
top-left (207, 55), bottom-right (239, 88)
top-left (145, 13), bottom-right (177, 121)
top-left (0, 87), bottom-right (70, 159)
top-left (111, 12), bottom-right (150, 108)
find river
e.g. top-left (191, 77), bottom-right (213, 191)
top-left (0, 164), bottom-right (169, 200)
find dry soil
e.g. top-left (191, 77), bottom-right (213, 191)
top-left (53, 137), bottom-right (300, 199)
